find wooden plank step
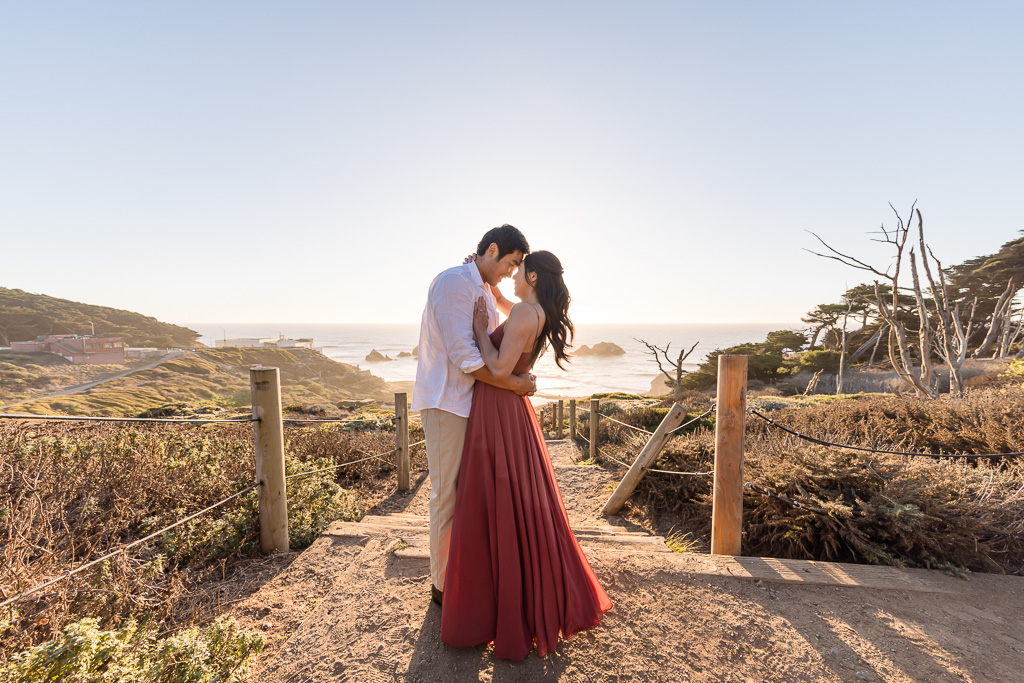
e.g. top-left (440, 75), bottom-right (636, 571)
top-left (360, 515), bottom-right (428, 526)
top-left (396, 533), bottom-right (669, 550)
top-left (330, 521), bottom-right (429, 534)
top-left (577, 543), bottom-right (675, 554)
top-left (393, 543), bottom-right (674, 560)
top-left (377, 513), bottom-right (429, 521)
top-left (394, 546), bottom-right (430, 560)
top-left (709, 556), bottom-right (947, 592)
top-left (575, 533), bottom-right (668, 545)
top-left (361, 516), bottom-right (652, 537)
top-left (399, 536), bottom-right (429, 546)
top-left (572, 527), bottom-right (648, 536)
top-left (395, 533), bottom-right (665, 545)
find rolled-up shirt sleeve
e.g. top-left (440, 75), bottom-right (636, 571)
top-left (433, 275), bottom-right (485, 374)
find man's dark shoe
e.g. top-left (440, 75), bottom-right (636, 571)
top-left (431, 585), bottom-right (443, 607)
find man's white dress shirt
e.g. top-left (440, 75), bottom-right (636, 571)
top-left (412, 262), bottom-right (498, 418)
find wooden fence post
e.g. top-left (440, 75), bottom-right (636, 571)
top-left (601, 403), bottom-right (687, 516)
top-left (395, 392), bottom-right (409, 491)
top-left (590, 398), bottom-right (599, 461)
top-left (250, 366), bottom-right (289, 554)
top-left (569, 400), bottom-right (576, 440)
top-left (557, 400), bottom-right (564, 439)
top-left (711, 355), bottom-right (747, 556)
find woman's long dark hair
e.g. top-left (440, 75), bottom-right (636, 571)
top-left (523, 251), bottom-right (574, 370)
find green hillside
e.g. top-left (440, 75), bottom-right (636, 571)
top-left (0, 287), bottom-right (199, 348)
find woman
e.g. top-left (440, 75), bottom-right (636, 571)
top-left (439, 250), bottom-right (612, 661)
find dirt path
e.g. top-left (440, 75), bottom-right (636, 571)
top-left (230, 440), bottom-right (1024, 682)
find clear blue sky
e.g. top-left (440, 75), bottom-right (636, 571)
top-left (3, 2), bottom-right (1021, 325)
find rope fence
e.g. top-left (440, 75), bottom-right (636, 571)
top-left (0, 413), bottom-right (256, 424)
top-left (1, 376), bottom-right (427, 613)
top-left (282, 416), bottom-right (397, 425)
top-left (751, 409), bottom-right (1024, 459)
top-left (284, 451), bottom-right (398, 480)
top-left (7, 355), bottom-right (1019, 614)
top-left (593, 406), bottom-right (715, 437)
top-left (284, 439), bottom-right (427, 482)
top-left (0, 482), bottom-right (261, 611)
top-left (599, 413), bottom-right (654, 435)
top-left (572, 425), bottom-right (712, 477)
top-left (668, 407), bottom-right (715, 435)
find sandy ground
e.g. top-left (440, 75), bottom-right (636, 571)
top-left (229, 440), bottom-right (1024, 682)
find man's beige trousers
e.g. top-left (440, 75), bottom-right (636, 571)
top-left (420, 407), bottom-right (469, 591)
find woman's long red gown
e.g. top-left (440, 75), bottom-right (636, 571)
top-left (439, 323), bottom-right (612, 661)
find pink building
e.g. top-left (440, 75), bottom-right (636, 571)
top-left (11, 335), bottom-right (126, 364)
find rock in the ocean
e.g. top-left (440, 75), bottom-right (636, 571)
top-left (365, 349), bottom-right (394, 362)
top-left (412, 345), bottom-right (418, 358)
top-left (576, 342), bottom-right (625, 357)
top-left (398, 351), bottom-right (412, 358)
top-left (648, 375), bottom-right (673, 396)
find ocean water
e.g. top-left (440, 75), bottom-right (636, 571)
top-left (190, 322), bottom-right (797, 399)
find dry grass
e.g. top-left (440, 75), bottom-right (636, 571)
top-left (0, 418), bottom-right (426, 664)
top-left (586, 380), bottom-right (1024, 576)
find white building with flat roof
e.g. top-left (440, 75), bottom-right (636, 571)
top-left (215, 335), bottom-right (316, 350)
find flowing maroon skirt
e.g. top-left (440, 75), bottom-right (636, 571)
top-left (439, 382), bottom-right (612, 660)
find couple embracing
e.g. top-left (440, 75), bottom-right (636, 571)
top-left (411, 224), bottom-right (612, 661)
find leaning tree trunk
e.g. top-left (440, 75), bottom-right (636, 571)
top-left (804, 369), bottom-right (824, 395)
top-left (996, 311), bottom-right (1022, 359)
top-left (868, 324), bottom-right (887, 366)
top-left (807, 326), bottom-right (824, 350)
top-left (836, 303), bottom-right (852, 394)
top-left (850, 326), bottom-right (883, 362)
top-left (974, 279), bottom-right (1016, 358)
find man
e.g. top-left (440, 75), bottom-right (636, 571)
top-left (412, 224), bottom-right (536, 608)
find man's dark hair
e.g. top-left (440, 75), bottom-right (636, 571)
top-left (476, 224), bottom-right (530, 260)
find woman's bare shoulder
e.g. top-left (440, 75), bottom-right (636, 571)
top-left (508, 302), bottom-right (545, 337)
top-left (509, 301), bottom-right (544, 320)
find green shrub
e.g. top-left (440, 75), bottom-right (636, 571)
top-left (284, 456), bottom-right (362, 548)
top-left (0, 618), bottom-right (263, 683)
top-left (678, 370), bottom-right (716, 390)
top-left (701, 345), bottom-right (785, 383)
top-left (161, 454), bottom-right (361, 560)
top-left (790, 349), bottom-right (843, 374)
top-left (766, 330), bottom-right (808, 352)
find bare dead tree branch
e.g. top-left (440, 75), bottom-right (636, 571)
top-left (809, 202), bottom-right (955, 399)
top-left (635, 338), bottom-right (699, 394)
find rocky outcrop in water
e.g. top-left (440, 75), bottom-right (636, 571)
top-left (365, 349), bottom-right (394, 362)
top-left (576, 342), bottom-right (625, 357)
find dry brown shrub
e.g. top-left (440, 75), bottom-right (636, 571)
top-left (0, 417), bottom-right (423, 662)
top-left (601, 387), bottom-right (1024, 575)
